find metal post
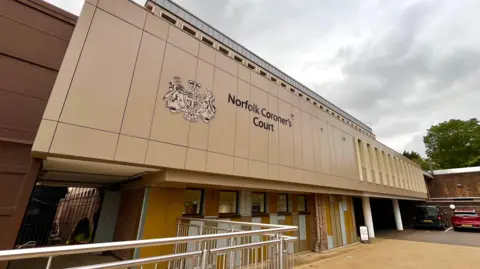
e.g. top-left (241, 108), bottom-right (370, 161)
top-left (277, 235), bottom-right (283, 269)
top-left (200, 249), bottom-right (209, 269)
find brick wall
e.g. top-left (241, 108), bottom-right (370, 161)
top-left (430, 172), bottom-right (480, 198)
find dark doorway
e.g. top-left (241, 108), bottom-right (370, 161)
top-left (15, 183), bottom-right (104, 248)
top-left (370, 198), bottom-right (396, 230)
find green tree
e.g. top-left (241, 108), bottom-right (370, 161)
top-left (423, 118), bottom-right (480, 169)
top-left (402, 150), bottom-right (436, 170)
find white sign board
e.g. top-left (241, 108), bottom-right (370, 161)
top-left (360, 226), bottom-right (369, 243)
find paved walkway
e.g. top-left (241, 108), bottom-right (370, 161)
top-left (297, 238), bottom-right (480, 269)
top-left (376, 228), bottom-right (480, 247)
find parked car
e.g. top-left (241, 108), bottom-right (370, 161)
top-left (451, 209), bottom-right (480, 231)
top-left (414, 205), bottom-right (446, 230)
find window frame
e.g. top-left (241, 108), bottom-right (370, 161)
top-left (277, 193), bottom-right (289, 215)
top-left (251, 192), bottom-right (268, 216)
top-left (296, 195), bottom-right (309, 214)
top-left (218, 190), bottom-right (240, 218)
top-left (183, 188), bottom-right (205, 217)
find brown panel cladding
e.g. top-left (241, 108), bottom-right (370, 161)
top-left (112, 188), bottom-right (145, 260)
top-left (0, 142), bottom-right (40, 268)
top-left (0, 1), bottom-right (76, 264)
top-left (430, 172), bottom-right (480, 198)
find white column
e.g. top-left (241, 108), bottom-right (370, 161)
top-left (392, 199), bottom-right (404, 231)
top-left (362, 197), bottom-right (375, 238)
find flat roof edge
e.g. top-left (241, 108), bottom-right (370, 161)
top-left (150, 0), bottom-right (372, 133)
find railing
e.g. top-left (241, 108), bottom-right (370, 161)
top-left (0, 217), bottom-right (298, 269)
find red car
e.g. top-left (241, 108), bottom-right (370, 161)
top-left (451, 209), bottom-right (480, 231)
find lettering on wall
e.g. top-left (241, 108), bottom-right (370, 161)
top-left (228, 93), bottom-right (292, 132)
top-left (163, 76), bottom-right (216, 123)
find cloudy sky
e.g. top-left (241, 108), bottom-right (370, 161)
top-left (46, 0), bottom-right (480, 156)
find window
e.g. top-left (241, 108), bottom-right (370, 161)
top-left (252, 192), bottom-right (266, 214)
top-left (277, 194), bottom-right (288, 213)
top-left (219, 46), bottom-right (229, 55)
top-left (260, 70), bottom-right (267, 76)
top-left (234, 55), bottom-right (243, 63)
top-left (219, 191), bottom-right (238, 214)
top-left (161, 13), bottom-right (177, 24)
top-left (202, 36), bottom-right (214, 46)
top-left (182, 25), bottom-right (196, 36)
top-left (184, 189), bottom-right (203, 215)
top-left (247, 63), bottom-right (256, 70)
top-left (297, 195), bottom-right (307, 212)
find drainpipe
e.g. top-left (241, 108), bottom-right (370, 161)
top-left (314, 194), bottom-right (322, 252)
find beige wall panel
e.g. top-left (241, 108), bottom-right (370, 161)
top-left (277, 87), bottom-right (292, 104)
top-left (187, 60), bottom-right (214, 150)
top-left (328, 127), bottom-right (339, 176)
top-left (294, 168), bottom-right (304, 184)
top-left (292, 107), bottom-right (303, 169)
top-left (234, 80), bottom-right (251, 158)
top-left (114, 135), bottom-right (148, 164)
top-left (319, 121), bottom-right (332, 174)
top-left (238, 65), bottom-right (250, 83)
top-left (299, 98), bottom-right (312, 117)
top-left (50, 123), bottom-right (118, 160)
top-left (269, 164), bottom-right (279, 181)
top-left (407, 164), bottom-right (415, 191)
top-left (398, 159), bottom-right (406, 189)
top-left (206, 152), bottom-right (234, 175)
top-left (278, 165), bottom-right (295, 183)
top-left (121, 33), bottom-right (166, 138)
top-left (301, 112), bottom-right (315, 171)
top-left (198, 43), bottom-right (215, 65)
top-left (268, 95), bottom-right (279, 164)
top-left (60, 10), bottom-right (142, 132)
top-left (185, 148), bottom-right (207, 172)
top-left (249, 160), bottom-right (269, 179)
top-left (86, 0), bottom-right (98, 6)
top-left (145, 141), bottom-right (186, 169)
top-left (167, 26), bottom-right (199, 56)
top-left (43, 3), bottom-right (95, 121)
top-left (251, 72), bottom-right (276, 96)
top-left (215, 52), bottom-right (238, 77)
top-left (144, 13), bottom-right (169, 40)
top-left (303, 170), bottom-right (316, 185)
top-left (150, 44), bottom-right (196, 145)
top-left (208, 68), bottom-right (237, 155)
top-left (278, 100), bottom-right (294, 167)
top-left (312, 119), bottom-right (323, 173)
top-left (343, 135), bottom-right (358, 179)
top-left (248, 86), bottom-right (269, 162)
top-left (32, 119), bottom-right (58, 153)
top-left (234, 157), bottom-right (249, 177)
top-left (98, 0), bottom-right (146, 28)
top-left (289, 92), bottom-right (300, 108)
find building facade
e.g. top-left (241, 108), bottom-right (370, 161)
top-left (25, 0), bottom-right (427, 261)
top-left (426, 167), bottom-right (480, 223)
top-left (0, 0), bottom-right (76, 259)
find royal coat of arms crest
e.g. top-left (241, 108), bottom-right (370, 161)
top-left (163, 76), bottom-right (216, 123)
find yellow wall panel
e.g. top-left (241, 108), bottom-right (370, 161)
top-left (140, 188), bottom-right (185, 268)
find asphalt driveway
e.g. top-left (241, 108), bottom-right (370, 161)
top-left (376, 227), bottom-right (480, 247)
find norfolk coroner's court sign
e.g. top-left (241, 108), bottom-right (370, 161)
top-left (228, 93), bottom-right (292, 132)
top-left (163, 76), bottom-right (292, 132)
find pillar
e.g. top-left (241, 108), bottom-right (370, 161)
top-left (392, 199), bottom-right (403, 231)
top-left (362, 197), bottom-right (375, 238)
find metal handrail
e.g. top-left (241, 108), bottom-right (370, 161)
top-left (66, 251), bottom-right (202, 269)
top-left (0, 218), bottom-right (297, 261)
